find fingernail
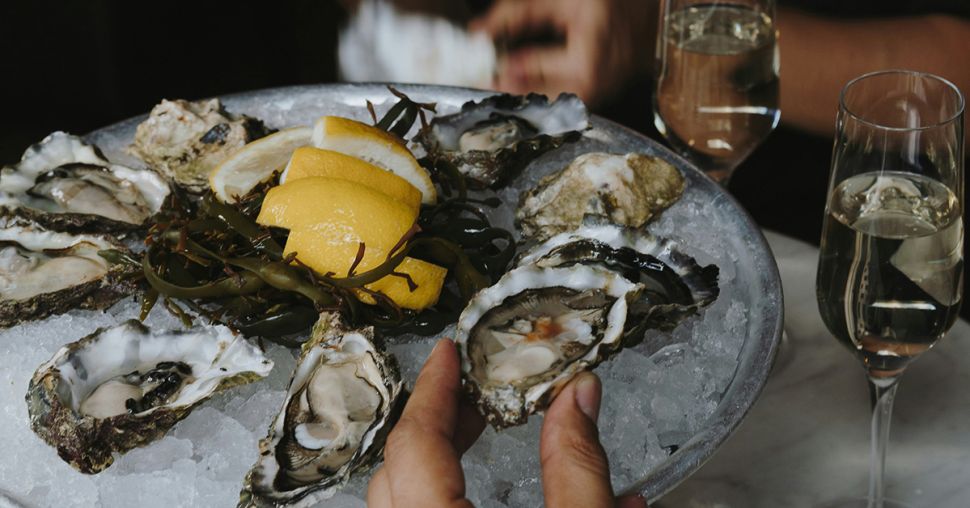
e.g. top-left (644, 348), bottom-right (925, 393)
top-left (573, 372), bottom-right (601, 424)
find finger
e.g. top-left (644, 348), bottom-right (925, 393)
top-left (470, 0), bottom-right (565, 38)
top-left (453, 398), bottom-right (486, 454)
top-left (617, 494), bottom-right (649, 508)
top-left (540, 372), bottom-right (614, 508)
top-left (382, 339), bottom-right (474, 508)
top-left (365, 466), bottom-right (392, 508)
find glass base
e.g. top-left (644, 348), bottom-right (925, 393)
top-left (816, 498), bottom-right (913, 508)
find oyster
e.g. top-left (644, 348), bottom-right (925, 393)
top-left (517, 152), bottom-right (685, 241)
top-left (518, 221), bottom-right (720, 339)
top-left (131, 98), bottom-right (272, 192)
top-left (26, 321), bottom-right (273, 474)
top-left (0, 213), bottom-right (138, 327)
top-left (0, 132), bottom-right (170, 232)
top-left (458, 221), bottom-right (719, 428)
top-left (241, 313), bottom-right (404, 507)
top-left (417, 93), bottom-right (588, 187)
top-left (456, 264), bottom-right (643, 428)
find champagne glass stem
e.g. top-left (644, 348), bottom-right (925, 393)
top-left (866, 377), bottom-right (900, 508)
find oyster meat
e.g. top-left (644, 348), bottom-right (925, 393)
top-left (131, 98), bottom-right (272, 192)
top-left (0, 132), bottom-right (170, 232)
top-left (26, 321), bottom-right (273, 474)
top-left (517, 152), bottom-right (685, 241)
top-left (241, 313), bottom-right (405, 507)
top-left (458, 221), bottom-right (719, 428)
top-left (456, 264), bottom-right (643, 428)
top-left (417, 93), bottom-right (589, 187)
top-left (0, 213), bottom-right (138, 327)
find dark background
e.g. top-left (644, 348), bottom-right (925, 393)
top-left (0, 1), bottom-right (960, 317)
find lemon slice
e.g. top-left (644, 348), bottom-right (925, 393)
top-left (256, 177), bottom-right (417, 248)
top-left (209, 126), bottom-right (311, 202)
top-left (285, 230), bottom-right (446, 310)
top-left (282, 147), bottom-right (422, 214)
top-left (311, 116), bottom-right (437, 204)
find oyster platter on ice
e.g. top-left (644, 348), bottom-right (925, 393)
top-left (0, 84), bottom-right (781, 508)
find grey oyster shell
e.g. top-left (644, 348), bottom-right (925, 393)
top-left (131, 98), bottom-right (273, 193)
top-left (417, 93), bottom-right (588, 187)
top-left (26, 320), bottom-right (273, 474)
top-left (517, 152), bottom-right (685, 241)
top-left (0, 132), bottom-right (170, 233)
top-left (241, 312), bottom-right (405, 507)
top-left (455, 264), bottom-right (643, 428)
top-left (458, 222), bottom-right (719, 428)
top-left (518, 221), bottom-right (720, 340)
top-left (0, 212), bottom-right (138, 328)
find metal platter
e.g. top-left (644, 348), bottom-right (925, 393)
top-left (8, 83), bottom-right (782, 505)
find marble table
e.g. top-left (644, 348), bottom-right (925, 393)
top-left (658, 231), bottom-right (970, 508)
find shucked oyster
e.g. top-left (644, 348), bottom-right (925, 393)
top-left (458, 222), bottom-right (719, 428)
top-left (0, 213), bottom-right (137, 327)
top-left (0, 132), bottom-right (170, 232)
top-left (131, 98), bottom-right (272, 192)
top-left (241, 312), bottom-right (405, 507)
top-left (26, 321), bottom-right (273, 474)
top-left (418, 93), bottom-right (588, 187)
top-left (456, 264), bottom-right (643, 428)
top-left (517, 152), bottom-right (685, 241)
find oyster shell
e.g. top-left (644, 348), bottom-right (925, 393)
top-left (241, 313), bottom-right (405, 507)
top-left (0, 132), bottom-right (170, 232)
top-left (131, 98), bottom-right (272, 192)
top-left (0, 213), bottom-right (138, 328)
top-left (519, 221), bottom-right (720, 339)
top-left (417, 93), bottom-right (589, 187)
top-left (26, 321), bottom-right (273, 474)
top-left (455, 264), bottom-right (643, 428)
top-left (517, 152), bottom-right (685, 241)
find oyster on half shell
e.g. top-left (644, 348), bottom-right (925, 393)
top-left (417, 93), bottom-right (589, 187)
top-left (458, 221), bottom-right (719, 428)
top-left (0, 213), bottom-right (138, 328)
top-left (241, 312), bottom-right (405, 507)
top-left (456, 264), bottom-right (643, 428)
top-left (0, 132), bottom-right (170, 232)
top-left (517, 152), bottom-right (685, 241)
top-left (131, 98), bottom-right (272, 192)
top-left (26, 321), bottom-right (273, 474)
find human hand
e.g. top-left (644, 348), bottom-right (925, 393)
top-left (367, 338), bottom-right (648, 507)
top-left (470, 0), bottom-right (657, 107)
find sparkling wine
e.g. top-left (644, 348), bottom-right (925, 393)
top-left (654, 4), bottom-right (779, 180)
top-left (817, 172), bottom-right (964, 375)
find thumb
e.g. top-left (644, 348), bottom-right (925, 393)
top-left (540, 372), bottom-right (615, 508)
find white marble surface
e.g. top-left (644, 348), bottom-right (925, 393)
top-left (659, 231), bottom-right (970, 508)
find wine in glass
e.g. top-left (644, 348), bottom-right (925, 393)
top-left (816, 70), bottom-right (964, 507)
top-left (653, 0), bottom-right (780, 183)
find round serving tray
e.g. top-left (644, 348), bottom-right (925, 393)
top-left (3, 83), bottom-right (782, 507)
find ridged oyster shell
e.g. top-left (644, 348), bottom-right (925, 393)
top-left (417, 93), bottom-right (589, 187)
top-left (240, 313), bottom-right (405, 507)
top-left (26, 321), bottom-right (273, 474)
top-left (0, 213), bottom-right (138, 328)
top-left (0, 132), bottom-right (170, 232)
top-left (131, 98), bottom-right (272, 192)
top-left (517, 152), bottom-right (685, 241)
top-left (458, 222), bottom-right (719, 428)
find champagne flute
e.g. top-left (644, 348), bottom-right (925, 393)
top-left (816, 70), bottom-right (964, 508)
top-left (653, 0), bottom-right (780, 184)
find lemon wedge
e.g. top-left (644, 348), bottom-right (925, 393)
top-left (285, 229), bottom-right (446, 310)
top-left (256, 177), bottom-right (417, 244)
top-left (312, 116), bottom-right (437, 204)
top-left (209, 126), bottom-right (311, 202)
top-left (282, 147), bottom-right (422, 214)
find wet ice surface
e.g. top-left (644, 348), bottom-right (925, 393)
top-left (1, 85), bottom-right (778, 507)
